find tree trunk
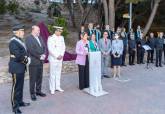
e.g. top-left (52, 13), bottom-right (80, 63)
top-left (102, 0), bottom-right (109, 25)
top-left (77, 0), bottom-right (84, 14)
top-left (108, 0), bottom-right (115, 29)
top-left (67, 0), bottom-right (76, 27)
top-left (97, 0), bottom-right (103, 26)
top-left (143, 0), bottom-right (161, 36)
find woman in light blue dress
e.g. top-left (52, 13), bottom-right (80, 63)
top-left (111, 33), bottom-right (123, 78)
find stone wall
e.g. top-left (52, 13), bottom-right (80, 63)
top-left (6, 0), bottom-right (49, 10)
top-left (0, 56), bottom-right (78, 84)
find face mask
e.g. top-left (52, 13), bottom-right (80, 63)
top-left (114, 35), bottom-right (119, 39)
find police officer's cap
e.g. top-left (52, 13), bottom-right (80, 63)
top-left (53, 26), bottom-right (63, 32)
top-left (12, 24), bottom-right (24, 31)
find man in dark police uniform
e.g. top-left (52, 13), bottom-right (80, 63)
top-left (8, 24), bottom-right (30, 114)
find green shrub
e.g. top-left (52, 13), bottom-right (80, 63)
top-left (0, 0), bottom-right (6, 14)
top-left (48, 17), bottom-right (69, 38)
top-left (47, 2), bottom-right (61, 17)
top-left (7, 1), bottom-right (19, 14)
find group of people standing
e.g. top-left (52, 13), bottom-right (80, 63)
top-left (76, 23), bottom-right (165, 90)
top-left (7, 21), bottom-right (165, 114)
top-left (8, 24), bottom-right (65, 114)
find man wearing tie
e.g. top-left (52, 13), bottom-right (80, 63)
top-left (98, 31), bottom-right (111, 78)
top-left (25, 25), bottom-right (46, 101)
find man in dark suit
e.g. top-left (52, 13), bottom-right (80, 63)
top-left (136, 33), bottom-right (146, 64)
top-left (79, 25), bottom-right (85, 40)
top-left (104, 25), bottom-right (112, 40)
top-left (155, 32), bottom-right (164, 67)
top-left (25, 25), bottom-right (46, 101)
top-left (87, 23), bottom-right (95, 38)
top-left (94, 24), bottom-right (102, 43)
top-left (121, 27), bottom-right (128, 66)
top-left (9, 24), bottom-right (30, 114)
top-left (146, 32), bottom-right (155, 63)
top-left (128, 31), bottom-right (136, 65)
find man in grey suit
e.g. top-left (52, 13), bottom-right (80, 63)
top-left (25, 25), bottom-right (46, 101)
top-left (98, 31), bottom-right (111, 78)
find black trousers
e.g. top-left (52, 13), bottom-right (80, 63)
top-left (11, 73), bottom-right (25, 111)
top-left (137, 47), bottom-right (145, 63)
top-left (29, 65), bottom-right (43, 95)
top-left (78, 56), bottom-right (89, 90)
top-left (156, 49), bottom-right (162, 66)
top-left (147, 50), bottom-right (154, 63)
top-left (122, 46), bottom-right (127, 65)
top-left (163, 44), bottom-right (165, 62)
top-left (129, 49), bottom-right (135, 65)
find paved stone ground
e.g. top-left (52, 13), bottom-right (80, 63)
top-left (0, 63), bottom-right (165, 114)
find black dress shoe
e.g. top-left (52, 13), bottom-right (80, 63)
top-left (156, 65), bottom-right (159, 67)
top-left (19, 102), bottom-right (30, 107)
top-left (159, 65), bottom-right (163, 67)
top-left (122, 64), bottom-right (127, 66)
top-left (31, 94), bottom-right (37, 101)
top-left (104, 75), bottom-right (110, 78)
top-left (13, 108), bottom-right (22, 114)
top-left (36, 92), bottom-right (46, 97)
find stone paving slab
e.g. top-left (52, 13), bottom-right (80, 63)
top-left (0, 64), bottom-right (165, 114)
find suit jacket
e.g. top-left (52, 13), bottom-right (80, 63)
top-left (75, 40), bottom-right (89, 65)
top-left (87, 29), bottom-right (95, 38)
top-left (94, 29), bottom-right (101, 43)
top-left (155, 37), bottom-right (164, 50)
top-left (147, 37), bottom-right (155, 50)
top-left (128, 39), bottom-right (136, 51)
top-left (121, 32), bottom-right (128, 47)
top-left (25, 34), bottom-right (46, 66)
top-left (98, 38), bottom-right (111, 55)
top-left (8, 36), bottom-right (28, 74)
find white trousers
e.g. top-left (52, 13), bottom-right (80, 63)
top-left (49, 61), bottom-right (62, 92)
